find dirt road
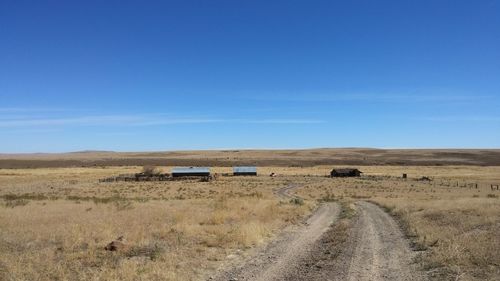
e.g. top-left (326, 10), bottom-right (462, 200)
top-left (343, 201), bottom-right (425, 281)
top-left (212, 186), bottom-right (426, 281)
top-left (274, 183), bottom-right (302, 199)
top-left (216, 199), bottom-right (425, 281)
top-left (213, 202), bottom-right (340, 281)
top-left (280, 201), bottom-right (426, 281)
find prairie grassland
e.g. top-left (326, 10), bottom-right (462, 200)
top-left (376, 197), bottom-right (499, 280)
top-left (0, 167), bottom-right (312, 280)
top-left (295, 166), bottom-right (500, 281)
top-left (0, 166), bottom-right (499, 280)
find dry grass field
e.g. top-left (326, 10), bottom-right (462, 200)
top-left (1, 165), bottom-right (499, 280)
top-left (0, 167), bottom-right (313, 280)
top-left (296, 166), bottom-right (500, 280)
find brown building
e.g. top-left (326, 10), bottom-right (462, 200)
top-left (330, 168), bottom-right (362, 177)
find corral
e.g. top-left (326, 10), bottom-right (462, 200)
top-left (99, 173), bottom-right (170, 182)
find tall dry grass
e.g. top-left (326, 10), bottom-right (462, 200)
top-left (376, 197), bottom-right (500, 280)
top-left (293, 166), bottom-right (500, 280)
top-left (0, 198), bottom-right (310, 280)
top-left (1, 166), bottom-right (499, 280)
top-left (0, 168), bottom-right (311, 281)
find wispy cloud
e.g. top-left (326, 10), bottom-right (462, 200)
top-left (0, 114), bottom-right (323, 128)
top-left (229, 119), bottom-right (324, 124)
top-left (246, 93), bottom-right (492, 103)
top-left (0, 107), bottom-right (76, 113)
top-left (0, 115), bottom-right (217, 127)
top-left (0, 128), bottom-right (62, 134)
top-left (415, 116), bottom-right (500, 122)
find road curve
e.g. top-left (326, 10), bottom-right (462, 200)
top-left (274, 183), bottom-right (302, 200)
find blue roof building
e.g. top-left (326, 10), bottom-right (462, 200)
top-left (233, 166), bottom-right (257, 176)
top-left (171, 167), bottom-right (211, 177)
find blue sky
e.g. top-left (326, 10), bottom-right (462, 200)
top-left (1, 0), bottom-right (499, 152)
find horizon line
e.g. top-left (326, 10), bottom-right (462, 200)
top-left (1, 146), bottom-right (500, 155)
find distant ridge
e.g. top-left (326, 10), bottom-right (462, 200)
top-left (69, 150), bottom-right (117, 154)
top-left (0, 148), bottom-right (499, 168)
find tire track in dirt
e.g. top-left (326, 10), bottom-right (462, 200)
top-left (212, 187), bottom-right (426, 281)
top-left (281, 201), bottom-right (426, 281)
top-left (212, 183), bottom-right (340, 281)
top-left (212, 202), bottom-right (340, 281)
top-left (274, 183), bottom-right (302, 200)
top-left (343, 201), bottom-right (426, 281)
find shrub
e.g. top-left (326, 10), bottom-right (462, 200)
top-left (126, 242), bottom-right (165, 260)
top-left (141, 166), bottom-right (161, 176)
top-left (4, 199), bottom-right (30, 208)
top-left (114, 200), bottom-right (134, 211)
top-left (321, 192), bottom-right (336, 202)
top-left (289, 198), bottom-right (304, 205)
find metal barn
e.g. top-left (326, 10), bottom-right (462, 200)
top-left (233, 166), bottom-right (257, 176)
top-left (330, 168), bottom-right (362, 177)
top-left (171, 167), bottom-right (211, 177)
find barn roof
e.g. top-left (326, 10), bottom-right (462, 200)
top-left (171, 167), bottom-right (210, 174)
top-left (233, 166), bottom-right (257, 173)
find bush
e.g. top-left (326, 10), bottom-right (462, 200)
top-left (289, 198), bottom-right (304, 205)
top-left (142, 166), bottom-right (161, 176)
top-left (4, 199), bottom-right (30, 208)
top-left (321, 192), bottom-right (336, 202)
